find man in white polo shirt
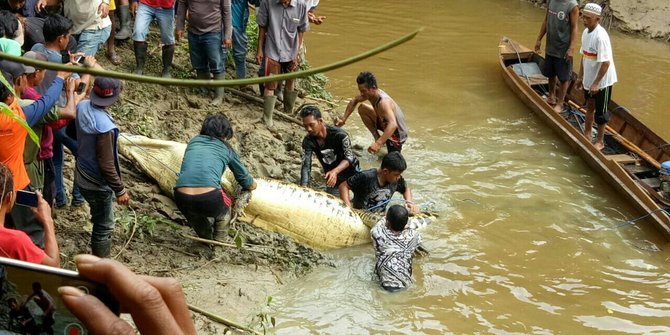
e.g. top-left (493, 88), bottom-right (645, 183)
top-left (576, 2), bottom-right (617, 151)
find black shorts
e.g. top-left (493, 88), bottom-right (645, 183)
top-left (542, 55), bottom-right (573, 82)
top-left (174, 188), bottom-right (230, 239)
top-left (583, 86), bottom-right (613, 125)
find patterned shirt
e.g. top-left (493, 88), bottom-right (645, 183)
top-left (371, 219), bottom-right (421, 290)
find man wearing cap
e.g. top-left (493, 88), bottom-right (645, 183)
top-left (255, 0), bottom-right (309, 127)
top-left (1, 60), bottom-right (70, 246)
top-left (534, 0), bottom-right (579, 113)
top-left (75, 77), bottom-right (129, 258)
top-left (576, 3), bottom-right (617, 151)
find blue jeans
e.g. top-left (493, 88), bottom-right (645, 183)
top-left (133, 2), bottom-right (175, 44)
top-left (76, 25), bottom-right (112, 56)
top-left (188, 31), bottom-right (226, 74)
top-left (53, 127), bottom-right (83, 206)
top-left (79, 187), bottom-right (115, 243)
top-left (232, 25), bottom-right (248, 79)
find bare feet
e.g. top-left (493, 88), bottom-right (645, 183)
top-left (552, 103), bottom-right (564, 113)
top-left (594, 142), bottom-right (605, 151)
top-left (545, 96), bottom-right (557, 106)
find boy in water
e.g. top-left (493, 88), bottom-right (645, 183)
top-left (371, 205), bottom-right (423, 291)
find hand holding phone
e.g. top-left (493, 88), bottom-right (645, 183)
top-left (61, 255), bottom-right (197, 335)
top-left (16, 190), bottom-right (38, 207)
top-left (75, 82), bottom-right (86, 95)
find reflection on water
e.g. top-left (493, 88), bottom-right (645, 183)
top-left (271, 0), bottom-right (670, 333)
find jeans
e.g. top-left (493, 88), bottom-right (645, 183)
top-left (133, 2), bottom-right (175, 44)
top-left (188, 31), bottom-right (226, 74)
top-left (232, 25), bottom-right (248, 79)
top-left (79, 187), bottom-right (115, 243)
top-left (53, 127), bottom-right (83, 206)
top-left (76, 25), bottom-right (112, 56)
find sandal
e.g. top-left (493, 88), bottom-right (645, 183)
top-left (106, 52), bottom-right (122, 66)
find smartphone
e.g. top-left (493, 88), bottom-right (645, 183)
top-left (74, 56), bottom-right (86, 65)
top-left (15, 190), bottom-right (38, 208)
top-left (0, 257), bottom-right (119, 334)
top-left (75, 82), bottom-right (86, 95)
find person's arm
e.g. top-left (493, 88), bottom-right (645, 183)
top-left (256, 26), bottom-right (266, 64)
top-left (59, 77), bottom-right (85, 120)
top-left (35, 0), bottom-right (60, 11)
top-left (59, 255), bottom-right (198, 335)
top-left (226, 150), bottom-right (255, 190)
top-left (129, 0), bottom-right (139, 15)
top-left (175, 0), bottom-right (188, 40)
top-left (255, 0), bottom-right (268, 64)
top-left (589, 61), bottom-right (610, 94)
top-left (576, 54), bottom-right (585, 91)
top-left (32, 192), bottom-right (60, 267)
top-left (95, 132), bottom-right (128, 203)
top-left (300, 140), bottom-right (313, 186)
top-left (324, 132), bottom-right (354, 187)
top-left (222, 0), bottom-right (232, 47)
top-left (338, 180), bottom-right (352, 207)
top-left (23, 75), bottom-right (66, 126)
top-left (566, 5), bottom-right (579, 61)
top-left (534, 9), bottom-right (548, 53)
top-left (324, 159), bottom-right (349, 188)
top-left (402, 186), bottom-right (419, 215)
top-left (368, 100), bottom-right (397, 153)
top-left (335, 94), bottom-right (365, 127)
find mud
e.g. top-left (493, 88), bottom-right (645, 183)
top-left (52, 31), bottom-right (336, 334)
top-left (526, 0), bottom-right (670, 41)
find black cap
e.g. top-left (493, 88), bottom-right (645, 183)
top-left (90, 77), bottom-right (121, 107)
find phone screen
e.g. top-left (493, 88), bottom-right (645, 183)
top-left (15, 190), bottom-right (38, 208)
top-left (75, 82), bottom-right (86, 95)
top-left (0, 257), bottom-right (119, 334)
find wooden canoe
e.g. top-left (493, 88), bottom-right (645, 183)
top-left (499, 37), bottom-right (670, 240)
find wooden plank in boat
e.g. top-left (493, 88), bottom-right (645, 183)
top-left (605, 154), bottom-right (640, 164)
top-left (499, 40), bottom-right (533, 61)
top-left (640, 177), bottom-right (662, 189)
top-left (623, 164), bottom-right (654, 175)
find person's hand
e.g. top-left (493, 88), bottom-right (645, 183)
top-left (56, 70), bottom-right (72, 80)
top-left (367, 141), bottom-right (382, 154)
top-left (176, 29), bottom-right (184, 41)
top-left (223, 39), bottom-right (232, 49)
top-left (565, 47), bottom-right (574, 62)
top-left (534, 39), bottom-right (542, 54)
top-left (334, 117), bottom-right (345, 127)
top-left (405, 201), bottom-right (419, 215)
top-left (130, 1), bottom-right (138, 15)
top-left (59, 255), bottom-right (197, 335)
top-left (98, 2), bottom-right (109, 18)
top-left (574, 77), bottom-right (583, 91)
top-left (290, 56), bottom-right (300, 72)
top-left (117, 192), bottom-right (130, 205)
top-left (589, 83), bottom-right (599, 96)
top-left (35, 0), bottom-right (47, 12)
top-left (83, 55), bottom-right (98, 68)
top-left (65, 77), bottom-right (76, 96)
top-left (31, 191), bottom-right (53, 226)
top-left (255, 50), bottom-right (263, 65)
top-left (324, 170), bottom-right (338, 188)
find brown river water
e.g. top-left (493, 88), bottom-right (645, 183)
top-left (271, 0), bottom-right (670, 333)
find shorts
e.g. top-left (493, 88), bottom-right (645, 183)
top-left (542, 55), bottom-right (572, 82)
top-left (262, 57), bottom-right (297, 90)
top-left (386, 134), bottom-right (403, 153)
top-left (583, 86), bottom-right (613, 125)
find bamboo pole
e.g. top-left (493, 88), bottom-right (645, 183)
top-left (0, 28), bottom-right (422, 87)
top-left (187, 304), bottom-right (262, 335)
top-left (567, 100), bottom-right (661, 169)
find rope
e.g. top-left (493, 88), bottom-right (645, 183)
top-left (612, 207), bottom-right (670, 229)
top-left (0, 28), bottom-right (422, 87)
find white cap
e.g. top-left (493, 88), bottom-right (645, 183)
top-left (583, 3), bottom-right (602, 16)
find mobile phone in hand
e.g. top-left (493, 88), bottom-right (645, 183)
top-left (0, 257), bottom-right (120, 334)
top-left (15, 190), bottom-right (38, 208)
top-left (75, 82), bottom-right (86, 94)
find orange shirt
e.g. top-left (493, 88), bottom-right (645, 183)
top-left (0, 99), bottom-right (30, 191)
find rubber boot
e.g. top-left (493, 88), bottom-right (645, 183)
top-left (262, 95), bottom-right (277, 127)
top-left (283, 90), bottom-right (298, 115)
top-left (213, 210), bottom-right (232, 241)
top-left (114, 5), bottom-right (132, 40)
top-left (91, 239), bottom-right (112, 258)
top-left (211, 72), bottom-right (225, 106)
top-left (133, 41), bottom-right (147, 75)
top-left (161, 44), bottom-right (175, 78)
top-left (195, 70), bottom-right (210, 95)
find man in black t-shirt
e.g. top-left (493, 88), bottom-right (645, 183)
top-left (300, 105), bottom-right (360, 196)
top-left (340, 151), bottom-right (419, 214)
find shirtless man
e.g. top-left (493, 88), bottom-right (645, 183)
top-left (335, 71), bottom-right (409, 154)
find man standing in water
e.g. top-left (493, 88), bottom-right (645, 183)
top-left (576, 3), bottom-right (617, 151)
top-left (335, 71), bottom-right (409, 154)
top-left (534, 0), bottom-right (579, 113)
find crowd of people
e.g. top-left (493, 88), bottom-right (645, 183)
top-left (0, 0), bottom-right (623, 333)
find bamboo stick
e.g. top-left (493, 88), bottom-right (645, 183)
top-left (187, 304), bottom-right (262, 335)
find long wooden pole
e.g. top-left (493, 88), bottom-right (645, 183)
top-left (187, 304), bottom-right (263, 335)
top-left (567, 100), bottom-right (661, 169)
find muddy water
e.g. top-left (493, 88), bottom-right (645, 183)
top-left (272, 1), bottom-right (670, 333)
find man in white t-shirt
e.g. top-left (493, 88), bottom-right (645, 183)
top-left (576, 3), bottom-right (617, 151)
